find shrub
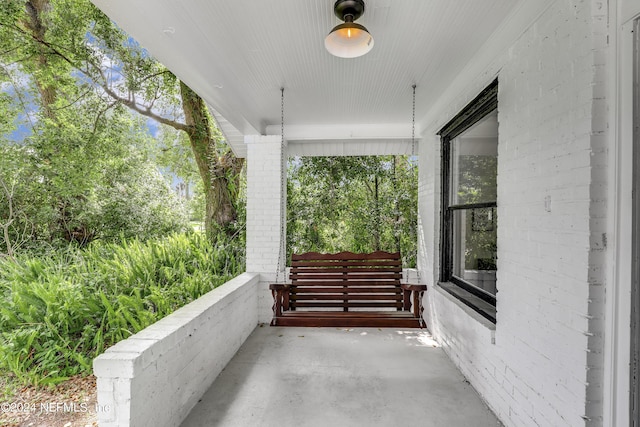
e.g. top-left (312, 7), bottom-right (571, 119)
top-left (0, 232), bottom-right (243, 385)
top-left (94, 158), bottom-right (190, 241)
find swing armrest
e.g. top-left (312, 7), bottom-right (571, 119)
top-left (269, 284), bottom-right (290, 321)
top-left (400, 284), bottom-right (427, 292)
top-left (401, 284), bottom-right (427, 319)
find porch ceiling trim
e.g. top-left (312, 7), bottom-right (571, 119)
top-left (210, 107), bottom-right (247, 158)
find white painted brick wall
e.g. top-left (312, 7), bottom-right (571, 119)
top-left (245, 135), bottom-right (286, 276)
top-left (93, 273), bottom-right (260, 427)
top-left (245, 135), bottom-right (288, 324)
top-left (257, 274), bottom-right (279, 325)
top-left (418, 0), bottom-right (608, 426)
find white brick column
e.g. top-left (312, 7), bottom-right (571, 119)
top-left (245, 135), bottom-right (286, 276)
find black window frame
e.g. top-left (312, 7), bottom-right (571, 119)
top-left (438, 79), bottom-right (499, 323)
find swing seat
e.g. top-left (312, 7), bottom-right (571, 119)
top-left (269, 251), bottom-right (427, 328)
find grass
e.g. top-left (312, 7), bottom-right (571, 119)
top-left (0, 232), bottom-right (244, 386)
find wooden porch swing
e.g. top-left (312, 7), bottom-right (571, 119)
top-left (269, 251), bottom-right (426, 327)
top-left (268, 87), bottom-right (427, 328)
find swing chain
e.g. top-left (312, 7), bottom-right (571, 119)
top-left (275, 87), bottom-right (286, 284)
top-left (410, 84), bottom-right (422, 285)
top-left (411, 84), bottom-right (416, 157)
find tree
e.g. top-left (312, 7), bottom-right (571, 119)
top-left (287, 155), bottom-right (418, 266)
top-left (0, 0), bottom-right (244, 241)
top-left (95, 146), bottom-right (189, 241)
top-left (0, 105), bottom-right (190, 255)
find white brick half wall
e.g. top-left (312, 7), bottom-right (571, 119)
top-left (93, 273), bottom-right (260, 427)
top-left (419, 1), bottom-right (608, 426)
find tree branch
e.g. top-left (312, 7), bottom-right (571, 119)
top-left (363, 180), bottom-right (374, 197)
top-left (49, 87), bottom-right (93, 111)
top-left (104, 86), bottom-right (190, 132)
top-left (0, 177), bottom-right (17, 260)
top-left (91, 99), bottom-right (117, 136)
top-left (0, 64), bottom-right (36, 133)
top-left (137, 69), bottom-right (173, 85)
top-left (0, 44), bottom-right (22, 57)
top-left (4, 19), bottom-right (191, 133)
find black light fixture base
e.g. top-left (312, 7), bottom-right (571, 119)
top-left (333, 0), bottom-right (365, 22)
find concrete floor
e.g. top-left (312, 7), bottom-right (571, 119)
top-left (181, 326), bottom-right (502, 427)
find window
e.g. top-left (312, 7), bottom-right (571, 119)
top-left (439, 80), bottom-right (498, 322)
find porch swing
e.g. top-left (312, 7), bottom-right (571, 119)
top-left (269, 86), bottom-right (427, 328)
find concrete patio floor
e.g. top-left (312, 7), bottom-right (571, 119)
top-left (181, 326), bottom-right (502, 427)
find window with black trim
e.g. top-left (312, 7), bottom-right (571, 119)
top-left (439, 80), bottom-right (498, 323)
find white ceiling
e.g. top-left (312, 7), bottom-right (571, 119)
top-left (91, 0), bottom-right (529, 157)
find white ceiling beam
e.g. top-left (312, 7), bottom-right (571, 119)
top-left (287, 139), bottom-right (417, 157)
top-left (264, 123), bottom-right (420, 141)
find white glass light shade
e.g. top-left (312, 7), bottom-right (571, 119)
top-left (324, 22), bottom-right (374, 58)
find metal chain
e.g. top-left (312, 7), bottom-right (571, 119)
top-left (411, 84), bottom-right (422, 284)
top-left (411, 84), bottom-right (416, 157)
top-left (275, 87), bottom-right (286, 283)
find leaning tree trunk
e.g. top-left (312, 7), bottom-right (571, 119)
top-left (180, 82), bottom-right (244, 239)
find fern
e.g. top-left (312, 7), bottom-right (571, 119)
top-left (0, 232), bottom-right (243, 385)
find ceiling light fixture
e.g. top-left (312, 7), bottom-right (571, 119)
top-left (325, 0), bottom-right (374, 58)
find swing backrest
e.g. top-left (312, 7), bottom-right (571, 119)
top-left (288, 251), bottom-right (403, 311)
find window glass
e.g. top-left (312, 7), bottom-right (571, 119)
top-left (452, 208), bottom-right (497, 296)
top-left (450, 112), bottom-right (498, 206)
top-left (449, 110), bottom-right (498, 298)
top-left (439, 80), bottom-right (498, 322)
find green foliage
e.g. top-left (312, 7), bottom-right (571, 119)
top-left (0, 233), bottom-right (242, 385)
top-left (156, 124), bottom-right (206, 222)
top-left (1, 0), bottom-right (192, 251)
top-left (0, 79), bottom-right (18, 137)
top-left (0, 111), bottom-right (189, 253)
top-left (0, 3), bottom-right (244, 386)
top-left (456, 156), bottom-right (497, 205)
top-left (456, 155), bottom-right (498, 269)
top-left (95, 151), bottom-right (189, 241)
top-left (0, 0), bottom-right (243, 242)
top-left (288, 155), bottom-right (418, 267)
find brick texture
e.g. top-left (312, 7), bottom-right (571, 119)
top-left (245, 135), bottom-right (287, 275)
top-left (419, 1), bottom-right (608, 426)
top-left (93, 273), bottom-right (261, 427)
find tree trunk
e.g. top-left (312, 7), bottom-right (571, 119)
top-left (23, 0), bottom-right (57, 120)
top-left (179, 82), bottom-right (244, 239)
top-left (18, 2), bottom-right (245, 243)
top-left (22, 0), bottom-right (90, 244)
